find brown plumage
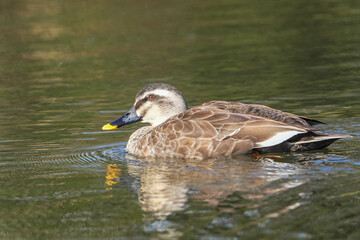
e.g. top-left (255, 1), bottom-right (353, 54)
top-left (102, 83), bottom-right (351, 160)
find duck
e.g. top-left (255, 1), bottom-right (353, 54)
top-left (102, 83), bottom-right (350, 160)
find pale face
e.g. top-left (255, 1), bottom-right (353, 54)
top-left (134, 89), bottom-right (187, 126)
top-left (101, 83), bottom-right (188, 131)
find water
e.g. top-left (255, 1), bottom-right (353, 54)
top-left (1, 0), bottom-right (359, 239)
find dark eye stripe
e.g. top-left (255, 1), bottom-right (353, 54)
top-left (135, 98), bottom-right (148, 110)
top-left (135, 94), bottom-right (167, 112)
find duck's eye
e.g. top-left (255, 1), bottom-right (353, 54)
top-left (148, 94), bottom-right (155, 100)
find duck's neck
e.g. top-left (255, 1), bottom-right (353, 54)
top-left (126, 126), bottom-right (155, 154)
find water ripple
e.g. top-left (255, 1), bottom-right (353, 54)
top-left (0, 144), bottom-right (128, 181)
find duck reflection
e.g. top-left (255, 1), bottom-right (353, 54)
top-left (122, 155), bottom-right (306, 219)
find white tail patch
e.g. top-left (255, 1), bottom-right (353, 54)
top-left (256, 131), bottom-right (302, 148)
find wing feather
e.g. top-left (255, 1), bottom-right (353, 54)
top-left (199, 100), bottom-right (321, 128)
top-left (140, 108), bottom-right (309, 159)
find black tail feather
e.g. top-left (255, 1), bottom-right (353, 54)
top-left (300, 116), bottom-right (326, 126)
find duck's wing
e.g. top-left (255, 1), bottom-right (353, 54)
top-left (198, 101), bottom-right (324, 128)
top-left (140, 108), bottom-right (308, 159)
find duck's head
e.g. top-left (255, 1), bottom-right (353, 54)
top-left (102, 83), bottom-right (188, 130)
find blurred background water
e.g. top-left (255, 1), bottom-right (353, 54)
top-left (0, 0), bottom-right (359, 239)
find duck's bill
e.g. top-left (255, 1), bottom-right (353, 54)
top-left (101, 123), bottom-right (119, 131)
top-left (102, 106), bottom-right (142, 131)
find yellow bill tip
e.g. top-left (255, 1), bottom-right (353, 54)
top-left (102, 123), bottom-right (118, 131)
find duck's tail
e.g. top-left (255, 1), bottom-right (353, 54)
top-left (289, 133), bottom-right (352, 152)
top-left (255, 133), bottom-right (351, 153)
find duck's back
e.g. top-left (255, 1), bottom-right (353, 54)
top-left (198, 101), bottom-right (324, 128)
